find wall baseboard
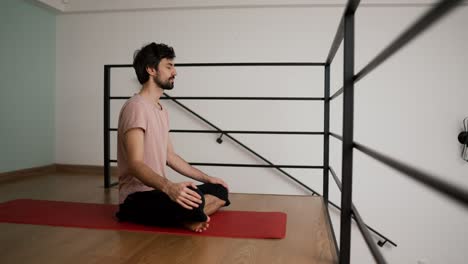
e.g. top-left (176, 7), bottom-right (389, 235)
top-left (0, 164), bottom-right (57, 183)
top-left (55, 164), bottom-right (119, 176)
top-left (0, 164), bottom-right (118, 184)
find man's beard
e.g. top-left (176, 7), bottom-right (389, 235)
top-left (153, 75), bottom-right (174, 90)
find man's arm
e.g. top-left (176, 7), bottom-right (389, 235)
top-left (167, 136), bottom-right (228, 190)
top-left (125, 128), bottom-right (202, 209)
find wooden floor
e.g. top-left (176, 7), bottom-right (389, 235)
top-left (0, 172), bottom-right (337, 264)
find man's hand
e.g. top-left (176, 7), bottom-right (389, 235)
top-left (164, 182), bottom-right (202, 210)
top-left (206, 176), bottom-right (229, 190)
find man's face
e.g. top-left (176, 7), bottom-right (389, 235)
top-left (153, 58), bottom-right (177, 90)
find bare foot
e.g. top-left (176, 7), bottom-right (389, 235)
top-left (183, 216), bottom-right (211, 233)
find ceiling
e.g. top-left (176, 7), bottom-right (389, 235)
top-left (32, 0), bottom-right (461, 13)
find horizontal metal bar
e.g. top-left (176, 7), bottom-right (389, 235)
top-left (326, 15), bottom-right (344, 65)
top-left (169, 97), bottom-right (324, 100)
top-left (109, 96), bottom-right (323, 101)
top-left (177, 62), bottom-right (326, 67)
top-left (354, 0), bottom-right (463, 83)
top-left (325, 0), bottom-right (361, 65)
top-left (189, 162), bottom-right (323, 169)
top-left (105, 62), bottom-right (325, 68)
top-left (353, 141), bottom-right (468, 209)
top-left (352, 203), bottom-right (388, 263)
top-left (110, 96), bottom-right (130, 100)
top-left (109, 96), bottom-right (131, 100)
top-left (329, 167), bottom-right (398, 247)
top-left (105, 64), bottom-right (132, 68)
top-left (330, 87), bottom-right (344, 101)
top-left (109, 129), bottom-right (323, 135)
top-left (108, 161), bottom-right (322, 170)
top-left (170, 130), bottom-right (324, 135)
top-left (330, 132), bottom-right (343, 141)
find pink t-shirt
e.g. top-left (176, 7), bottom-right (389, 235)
top-left (117, 94), bottom-right (170, 204)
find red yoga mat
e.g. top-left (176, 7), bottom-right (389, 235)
top-left (0, 199), bottom-right (286, 239)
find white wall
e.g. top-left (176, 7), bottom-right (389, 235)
top-left (55, 4), bottom-right (468, 264)
top-left (55, 6), bottom-right (341, 193)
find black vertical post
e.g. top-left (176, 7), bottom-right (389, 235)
top-left (340, 12), bottom-right (355, 264)
top-left (323, 65), bottom-right (330, 202)
top-left (104, 65), bottom-right (111, 188)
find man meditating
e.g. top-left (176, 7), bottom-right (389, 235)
top-left (116, 42), bottom-right (230, 232)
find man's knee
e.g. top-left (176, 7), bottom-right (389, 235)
top-left (185, 186), bottom-right (208, 221)
top-left (188, 186), bottom-right (206, 207)
top-left (201, 183), bottom-right (230, 206)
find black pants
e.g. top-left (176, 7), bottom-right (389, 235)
top-left (116, 183), bottom-right (230, 227)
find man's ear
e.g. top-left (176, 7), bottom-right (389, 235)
top-left (146, 66), bottom-right (157, 77)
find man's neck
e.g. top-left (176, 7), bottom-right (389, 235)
top-left (139, 82), bottom-right (163, 105)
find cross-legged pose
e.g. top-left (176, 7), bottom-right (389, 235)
top-left (116, 42), bottom-right (230, 232)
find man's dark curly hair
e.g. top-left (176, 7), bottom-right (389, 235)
top-left (133, 42), bottom-right (175, 84)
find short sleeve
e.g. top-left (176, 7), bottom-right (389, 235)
top-left (118, 100), bottom-right (147, 134)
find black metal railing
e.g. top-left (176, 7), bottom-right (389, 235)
top-left (104, 62), bottom-right (326, 194)
top-left (104, 61), bottom-right (395, 255)
top-left (325, 0), bottom-right (466, 263)
top-left (103, 1), bottom-right (468, 262)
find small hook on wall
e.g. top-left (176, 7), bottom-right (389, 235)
top-left (216, 133), bottom-right (224, 144)
top-left (458, 117), bottom-right (468, 162)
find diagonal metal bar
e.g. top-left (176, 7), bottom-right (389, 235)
top-left (352, 204), bottom-right (388, 263)
top-left (325, 0), bottom-right (361, 65)
top-left (330, 87), bottom-right (344, 101)
top-left (353, 141), bottom-right (468, 209)
top-left (354, 0), bottom-right (463, 83)
top-left (163, 92), bottom-right (319, 195)
top-left (330, 132), bottom-right (343, 141)
top-left (324, 200), bottom-right (340, 258)
top-left (326, 15), bottom-right (345, 65)
top-left (329, 167), bottom-right (397, 248)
